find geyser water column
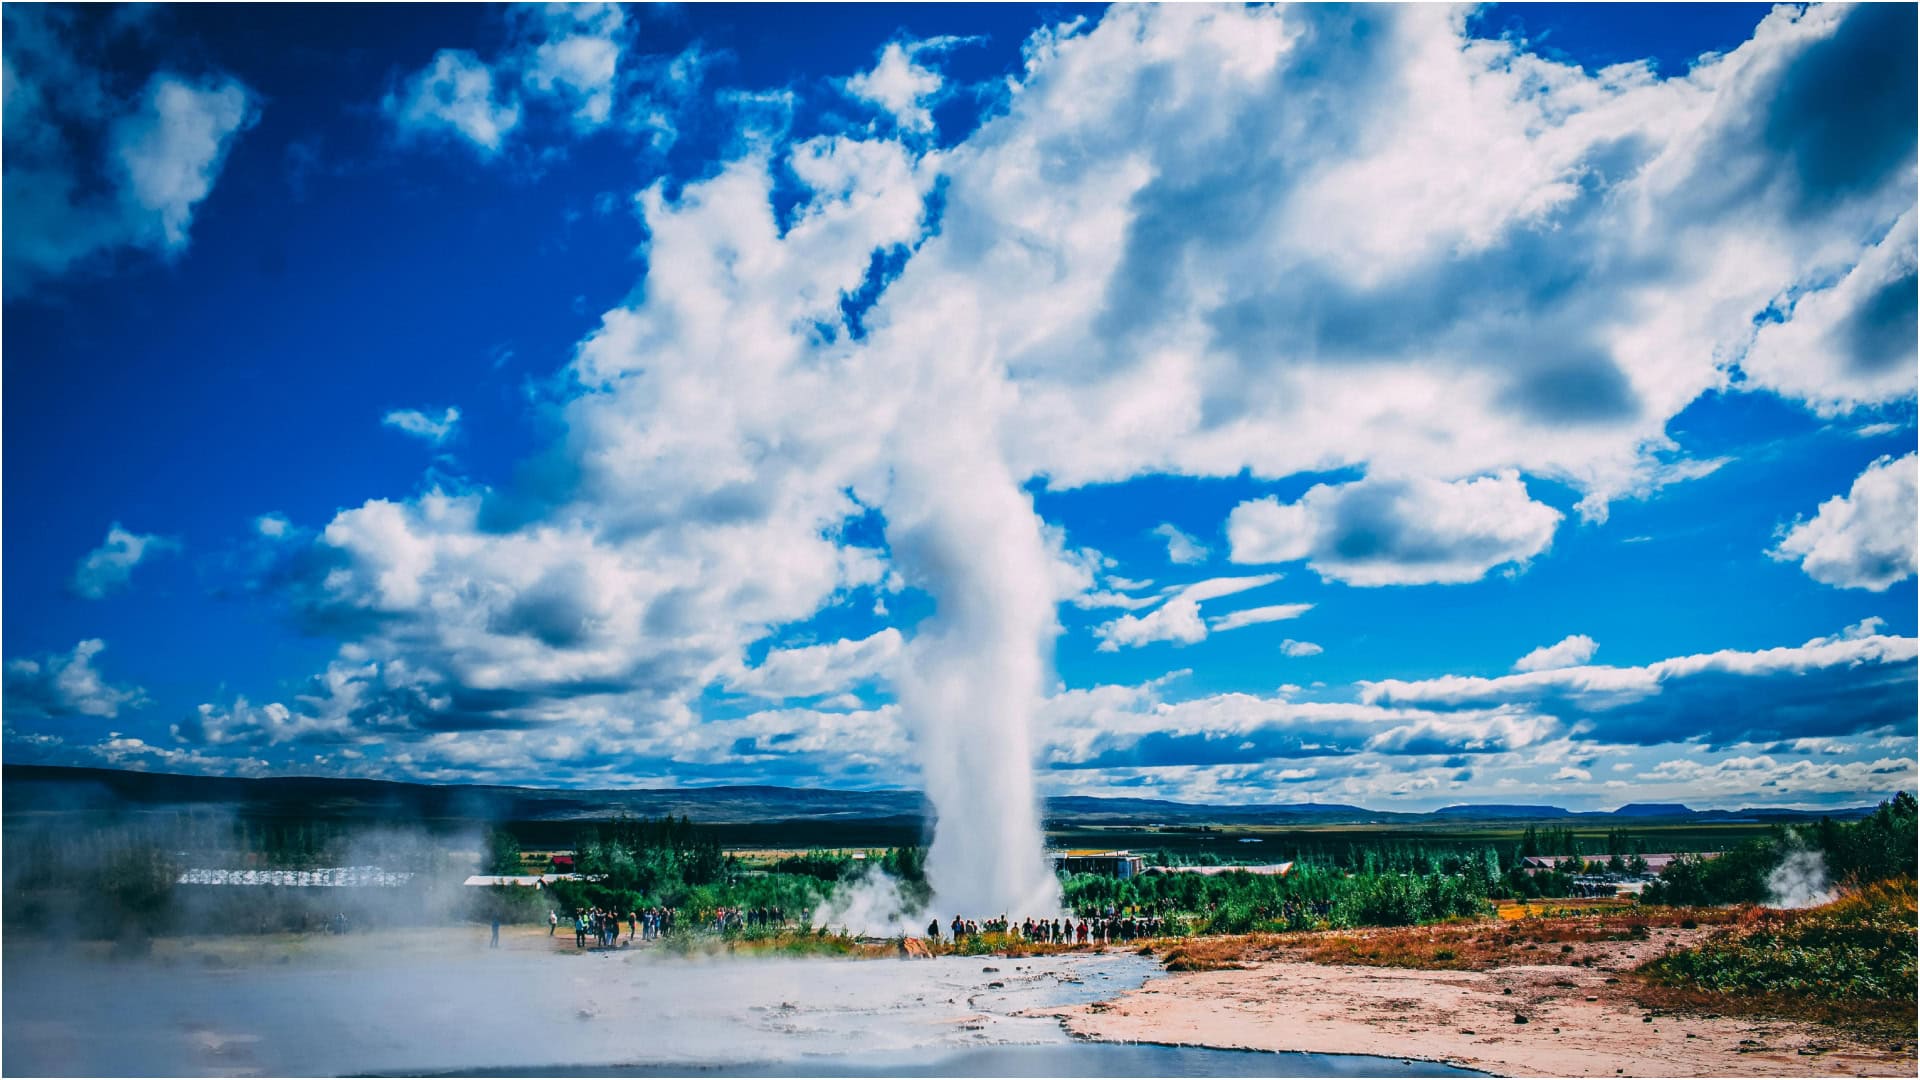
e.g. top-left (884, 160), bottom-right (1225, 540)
top-left (883, 347), bottom-right (1065, 920)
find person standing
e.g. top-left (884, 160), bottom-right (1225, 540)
top-left (548, 910), bottom-right (558, 936)
top-left (490, 916), bottom-right (501, 949)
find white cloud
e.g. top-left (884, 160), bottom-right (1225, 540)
top-left (513, 2), bottom-right (632, 129)
top-left (843, 41), bottom-right (944, 133)
top-left (1363, 625), bottom-right (1918, 747)
top-left (1279, 639), bottom-right (1323, 657)
top-left (1742, 210), bottom-right (1917, 417)
top-left (384, 5), bottom-right (706, 157)
top-left (726, 629), bottom-right (903, 700)
top-left (1153, 523), bottom-right (1209, 564)
top-left (71, 523), bottom-right (176, 599)
top-left (112, 75), bottom-right (256, 250)
top-left (1093, 574), bottom-right (1281, 650)
top-left (1209, 603), bottom-right (1313, 633)
top-left (4, 640), bottom-right (146, 719)
top-left (2, 8), bottom-right (256, 293)
top-left (1513, 634), bottom-right (1598, 673)
top-left (1644, 754), bottom-right (1917, 801)
top-left (1771, 453), bottom-right (1917, 591)
top-left (385, 50), bottom-right (521, 154)
top-left (382, 405), bottom-right (462, 445)
top-left (1227, 472), bottom-right (1563, 585)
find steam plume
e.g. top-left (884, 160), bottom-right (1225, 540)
top-left (879, 328), bottom-right (1064, 921)
top-left (1766, 840), bottom-right (1836, 909)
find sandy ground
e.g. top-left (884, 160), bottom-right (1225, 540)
top-left (1037, 929), bottom-right (1915, 1078)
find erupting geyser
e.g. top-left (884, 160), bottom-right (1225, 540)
top-left (881, 348), bottom-right (1064, 922)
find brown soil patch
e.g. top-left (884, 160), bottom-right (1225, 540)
top-left (1035, 914), bottom-right (1914, 1077)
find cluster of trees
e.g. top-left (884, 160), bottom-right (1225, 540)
top-left (1641, 794), bottom-right (1917, 906)
top-left (1063, 855), bottom-right (1499, 932)
top-left (497, 819), bottom-right (931, 931)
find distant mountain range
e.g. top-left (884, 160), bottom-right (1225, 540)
top-left (0, 764), bottom-right (1878, 828)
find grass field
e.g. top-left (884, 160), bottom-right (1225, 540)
top-left (1042, 822), bottom-right (1775, 861)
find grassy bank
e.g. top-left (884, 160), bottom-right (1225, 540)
top-left (1635, 881), bottom-right (1917, 1040)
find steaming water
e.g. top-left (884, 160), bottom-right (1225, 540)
top-left (3, 936), bottom-right (1483, 1077)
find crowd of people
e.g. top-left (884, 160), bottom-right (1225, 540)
top-left (931, 912), bottom-right (1170, 946)
top-left (545, 904), bottom-right (1174, 951)
top-left (557, 907), bottom-right (681, 948)
top-left (707, 906), bottom-right (788, 933)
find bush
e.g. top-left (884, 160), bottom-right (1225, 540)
top-left (1640, 881), bottom-right (1917, 1001)
top-left (1641, 795), bottom-right (1918, 908)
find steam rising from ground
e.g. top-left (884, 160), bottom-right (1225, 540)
top-left (810, 864), bottom-right (924, 936)
top-left (878, 319), bottom-right (1065, 923)
top-left (1766, 841), bottom-right (1837, 909)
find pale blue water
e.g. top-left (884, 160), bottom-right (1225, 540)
top-left (6, 943), bottom-right (1485, 1077)
top-left (440, 1043), bottom-right (1489, 1077)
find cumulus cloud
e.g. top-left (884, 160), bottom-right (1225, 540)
top-left (112, 75), bottom-right (256, 249)
top-left (842, 38), bottom-right (968, 134)
top-left (972, 4), bottom-right (1914, 518)
top-left (1363, 626), bottom-right (1918, 748)
top-left (1742, 211), bottom-right (1917, 417)
top-left (385, 50), bottom-right (521, 154)
top-left (1227, 472), bottom-right (1563, 585)
top-left (512, 2), bottom-right (632, 129)
top-left (385, 5), bottom-right (706, 156)
top-left (71, 523), bottom-right (177, 599)
top-left (1040, 679), bottom-right (1556, 773)
top-left (1513, 634), bottom-right (1598, 673)
top-left (189, 136), bottom-right (929, 755)
top-left (1093, 574), bottom-right (1282, 650)
top-left (725, 629), bottom-right (903, 700)
top-left (1029, 624), bottom-right (1916, 805)
top-left (4, 640), bottom-right (146, 719)
top-left (1643, 753), bottom-right (1917, 801)
top-left (382, 406), bottom-right (462, 445)
top-left (1153, 523), bottom-right (1209, 564)
top-left (1279, 639), bottom-right (1324, 657)
top-left (1770, 453), bottom-right (1917, 591)
top-left (2, 7), bottom-right (257, 293)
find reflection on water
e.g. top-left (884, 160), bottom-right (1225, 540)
top-left (443, 1043), bottom-right (1491, 1077)
top-left (5, 939), bottom-right (1479, 1077)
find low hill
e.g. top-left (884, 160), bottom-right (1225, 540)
top-left (0, 764), bottom-right (1879, 832)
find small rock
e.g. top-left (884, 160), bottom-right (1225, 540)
top-left (982, 966), bottom-right (999, 973)
top-left (1513, 1014), bottom-right (1529, 1025)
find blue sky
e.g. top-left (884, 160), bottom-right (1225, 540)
top-left (3, 2), bottom-right (1915, 811)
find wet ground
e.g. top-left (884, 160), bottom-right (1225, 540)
top-left (441, 1043), bottom-right (1488, 1077)
top-left (3, 929), bottom-right (1482, 1077)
